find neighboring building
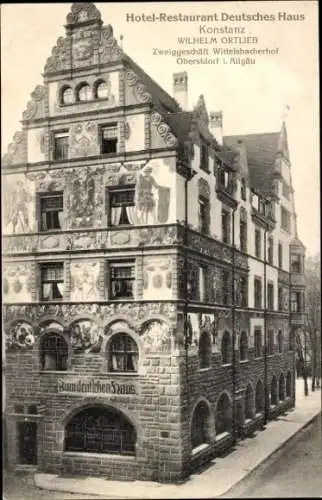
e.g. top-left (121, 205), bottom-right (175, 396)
top-left (2, 2), bottom-right (306, 483)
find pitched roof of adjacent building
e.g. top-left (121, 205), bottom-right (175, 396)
top-left (224, 132), bottom-right (281, 193)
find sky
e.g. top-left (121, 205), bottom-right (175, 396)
top-left (1, 1), bottom-right (320, 256)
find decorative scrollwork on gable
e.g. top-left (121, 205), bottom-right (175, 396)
top-left (66, 2), bottom-right (102, 25)
top-left (22, 85), bottom-right (46, 121)
top-left (126, 70), bottom-right (152, 104)
top-left (150, 111), bottom-right (177, 147)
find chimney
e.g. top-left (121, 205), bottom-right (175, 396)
top-left (173, 71), bottom-right (188, 110)
top-left (209, 111), bottom-right (223, 145)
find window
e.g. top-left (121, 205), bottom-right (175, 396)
top-left (198, 197), bottom-right (210, 234)
top-left (200, 143), bottom-right (209, 172)
top-left (279, 374), bottom-right (285, 401)
top-left (267, 283), bottom-right (274, 310)
top-left (199, 266), bottom-right (206, 302)
top-left (286, 372), bottom-right (292, 398)
top-left (278, 330), bottom-right (283, 353)
top-left (61, 86), bottom-right (73, 105)
top-left (282, 181), bottom-right (290, 200)
top-left (254, 329), bottom-right (262, 358)
top-left (222, 270), bottom-right (230, 305)
top-left (108, 186), bottom-right (135, 226)
top-left (28, 405), bottom-right (38, 415)
top-left (40, 332), bottom-right (68, 371)
top-left (77, 83), bottom-right (91, 101)
top-left (255, 229), bottom-right (261, 259)
top-left (288, 329), bottom-right (294, 351)
top-left (40, 193), bottom-right (63, 231)
top-left (245, 384), bottom-right (254, 419)
top-left (241, 178), bottom-right (247, 201)
top-left (254, 278), bottom-right (262, 309)
top-left (101, 124), bottom-right (118, 154)
top-left (222, 209), bottom-right (230, 244)
top-left (53, 132), bottom-right (69, 160)
top-left (40, 263), bottom-right (64, 301)
top-left (239, 331), bottom-right (248, 361)
top-left (108, 333), bottom-right (138, 372)
top-left (268, 329), bottom-right (274, 355)
top-left (191, 402), bottom-right (211, 449)
top-left (236, 276), bottom-right (248, 307)
top-left (278, 243), bottom-right (283, 268)
top-left (215, 393), bottom-right (232, 435)
top-left (65, 406), bottom-right (136, 455)
top-left (270, 376), bottom-right (278, 406)
top-left (217, 165), bottom-right (228, 189)
top-left (291, 254), bottom-right (302, 273)
top-left (267, 237), bottom-right (274, 265)
top-left (14, 405), bottom-right (24, 414)
top-left (240, 220), bottom-right (247, 253)
top-left (278, 287), bottom-right (283, 311)
top-left (255, 380), bottom-right (264, 413)
top-left (291, 292), bottom-right (301, 312)
top-left (109, 262), bottom-right (135, 300)
top-left (221, 331), bottom-right (231, 364)
top-left (281, 206), bottom-right (291, 232)
top-left (199, 331), bottom-right (211, 369)
top-left (95, 81), bottom-right (109, 99)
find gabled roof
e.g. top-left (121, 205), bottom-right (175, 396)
top-left (224, 132), bottom-right (281, 193)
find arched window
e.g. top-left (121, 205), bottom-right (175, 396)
top-left (77, 83), bottom-right (91, 102)
top-left (215, 393), bottom-right (232, 435)
top-left (61, 86), bottom-right (73, 104)
top-left (108, 333), bottom-right (138, 373)
top-left (65, 406), bottom-right (136, 455)
top-left (191, 401), bottom-right (211, 449)
top-left (40, 333), bottom-right (68, 371)
top-left (278, 330), bottom-right (283, 353)
top-left (255, 380), bottom-right (264, 414)
top-left (239, 331), bottom-right (248, 361)
top-left (286, 371), bottom-right (292, 398)
top-left (199, 331), bottom-right (212, 369)
top-left (270, 375), bottom-right (278, 406)
top-left (95, 80), bottom-right (109, 99)
top-left (245, 384), bottom-right (254, 419)
top-left (279, 373), bottom-right (285, 401)
top-left (221, 331), bottom-right (232, 365)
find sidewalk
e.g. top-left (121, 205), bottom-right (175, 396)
top-left (34, 380), bottom-right (321, 499)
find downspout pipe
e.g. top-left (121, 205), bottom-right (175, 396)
top-left (264, 224), bottom-right (269, 425)
top-left (231, 207), bottom-right (237, 443)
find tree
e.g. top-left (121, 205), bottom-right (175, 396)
top-left (305, 254), bottom-right (321, 391)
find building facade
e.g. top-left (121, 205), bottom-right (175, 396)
top-left (2, 2), bottom-right (306, 483)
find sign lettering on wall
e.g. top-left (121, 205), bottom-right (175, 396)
top-left (57, 378), bottom-right (138, 396)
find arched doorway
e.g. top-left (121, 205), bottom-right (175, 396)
top-left (270, 376), bottom-right (278, 406)
top-left (215, 393), bottom-right (232, 435)
top-left (191, 400), bottom-right (212, 449)
top-left (245, 384), bottom-right (254, 419)
top-left (255, 380), bottom-right (264, 414)
top-left (64, 406), bottom-right (136, 456)
top-left (279, 373), bottom-right (286, 401)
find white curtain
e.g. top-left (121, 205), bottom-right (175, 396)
top-left (126, 206), bottom-right (137, 225)
top-left (44, 354), bottom-right (56, 370)
top-left (58, 212), bottom-right (64, 229)
top-left (42, 213), bottom-right (47, 231)
top-left (132, 354), bottom-right (138, 372)
top-left (112, 354), bottom-right (118, 371)
top-left (57, 283), bottom-right (64, 298)
top-left (111, 207), bottom-right (122, 225)
top-left (42, 283), bottom-right (51, 300)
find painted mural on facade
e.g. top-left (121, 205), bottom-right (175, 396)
top-left (3, 263), bottom-right (33, 303)
top-left (143, 257), bottom-right (172, 300)
top-left (70, 261), bottom-right (100, 301)
top-left (2, 174), bottom-right (35, 234)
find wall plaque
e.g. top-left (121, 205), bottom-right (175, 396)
top-left (57, 377), bottom-right (139, 396)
